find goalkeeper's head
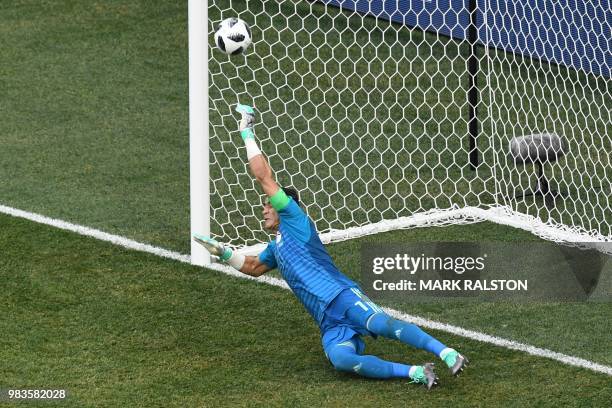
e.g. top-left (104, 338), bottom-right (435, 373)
top-left (263, 187), bottom-right (300, 231)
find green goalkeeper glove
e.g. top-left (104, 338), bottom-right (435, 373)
top-left (235, 103), bottom-right (255, 140)
top-left (193, 234), bottom-right (231, 260)
top-left (193, 234), bottom-right (246, 270)
top-left (235, 103), bottom-right (261, 160)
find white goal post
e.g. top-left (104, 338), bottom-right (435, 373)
top-left (189, 0), bottom-right (210, 265)
top-left (190, 0), bottom-right (611, 265)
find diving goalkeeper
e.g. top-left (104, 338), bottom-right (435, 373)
top-left (194, 104), bottom-right (467, 389)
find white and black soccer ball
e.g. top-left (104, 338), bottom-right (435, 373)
top-left (214, 17), bottom-right (252, 55)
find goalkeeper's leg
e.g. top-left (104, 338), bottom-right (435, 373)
top-left (325, 339), bottom-right (437, 388)
top-left (327, 341), bottom-right (410, 379)
top-left (352, 307), bottom-right (448, 356)
top-left (342, 289), bottom-right (468, 375)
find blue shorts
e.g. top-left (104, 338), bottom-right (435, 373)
top-left (320, 288), bottom-right (384, 359)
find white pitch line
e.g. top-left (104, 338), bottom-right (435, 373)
top-left (1, 203), bottom-right (611, 376)
top-left (0, 204), bottom-right (191, 264)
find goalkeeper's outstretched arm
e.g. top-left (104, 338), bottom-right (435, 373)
top-left (236, 104), bottom-right (280, 198)
top-left (193, 235), bottom-right (271, 277)
top-left (191, 104), bottom-right (278, 277)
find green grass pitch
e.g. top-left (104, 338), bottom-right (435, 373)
top-left (2, 214), bottom-right (612, 407)
top-left (1, 0), bottom-right (610, 406)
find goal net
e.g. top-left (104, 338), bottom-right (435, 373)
top-left (199, 0), bottom-right (611, 256)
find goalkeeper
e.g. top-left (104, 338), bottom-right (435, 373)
top-left (194, 104), bottom-right (467, 389)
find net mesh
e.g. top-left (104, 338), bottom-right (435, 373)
top-left (208, 0), bottom-right (611, 247)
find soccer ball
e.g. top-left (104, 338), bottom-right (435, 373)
top-left (214, 18), bottom-right (252, 55)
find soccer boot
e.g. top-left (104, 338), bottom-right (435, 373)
top-left (443, 350), bottom-right (469, 376)
top-left (409, 363), bottom-right (438, 390)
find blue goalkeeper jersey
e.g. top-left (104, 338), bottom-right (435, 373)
top-left (258, 196), bottom-right (359, 326)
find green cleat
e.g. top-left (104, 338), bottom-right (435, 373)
top-left (409, 363), bottom-right (438, 390)
top-left (443, 351), bottom-right (469, 376)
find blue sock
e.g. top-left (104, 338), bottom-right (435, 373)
top-left (391, 362), bottom-right (411, 378)
top-left (347, 307), bottom-right (447, 357)
top-left (327, 345), bottom-right (411, 379)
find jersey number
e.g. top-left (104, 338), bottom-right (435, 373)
top-left (354, 301), bottom-right (369, 312)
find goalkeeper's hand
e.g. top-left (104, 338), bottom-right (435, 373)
top-left (236, 103), bottom-right (256, 139)
top-left (193, 234), bottom-right (232, 261)
top-left (193, 234), bottom-right (246, 270)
